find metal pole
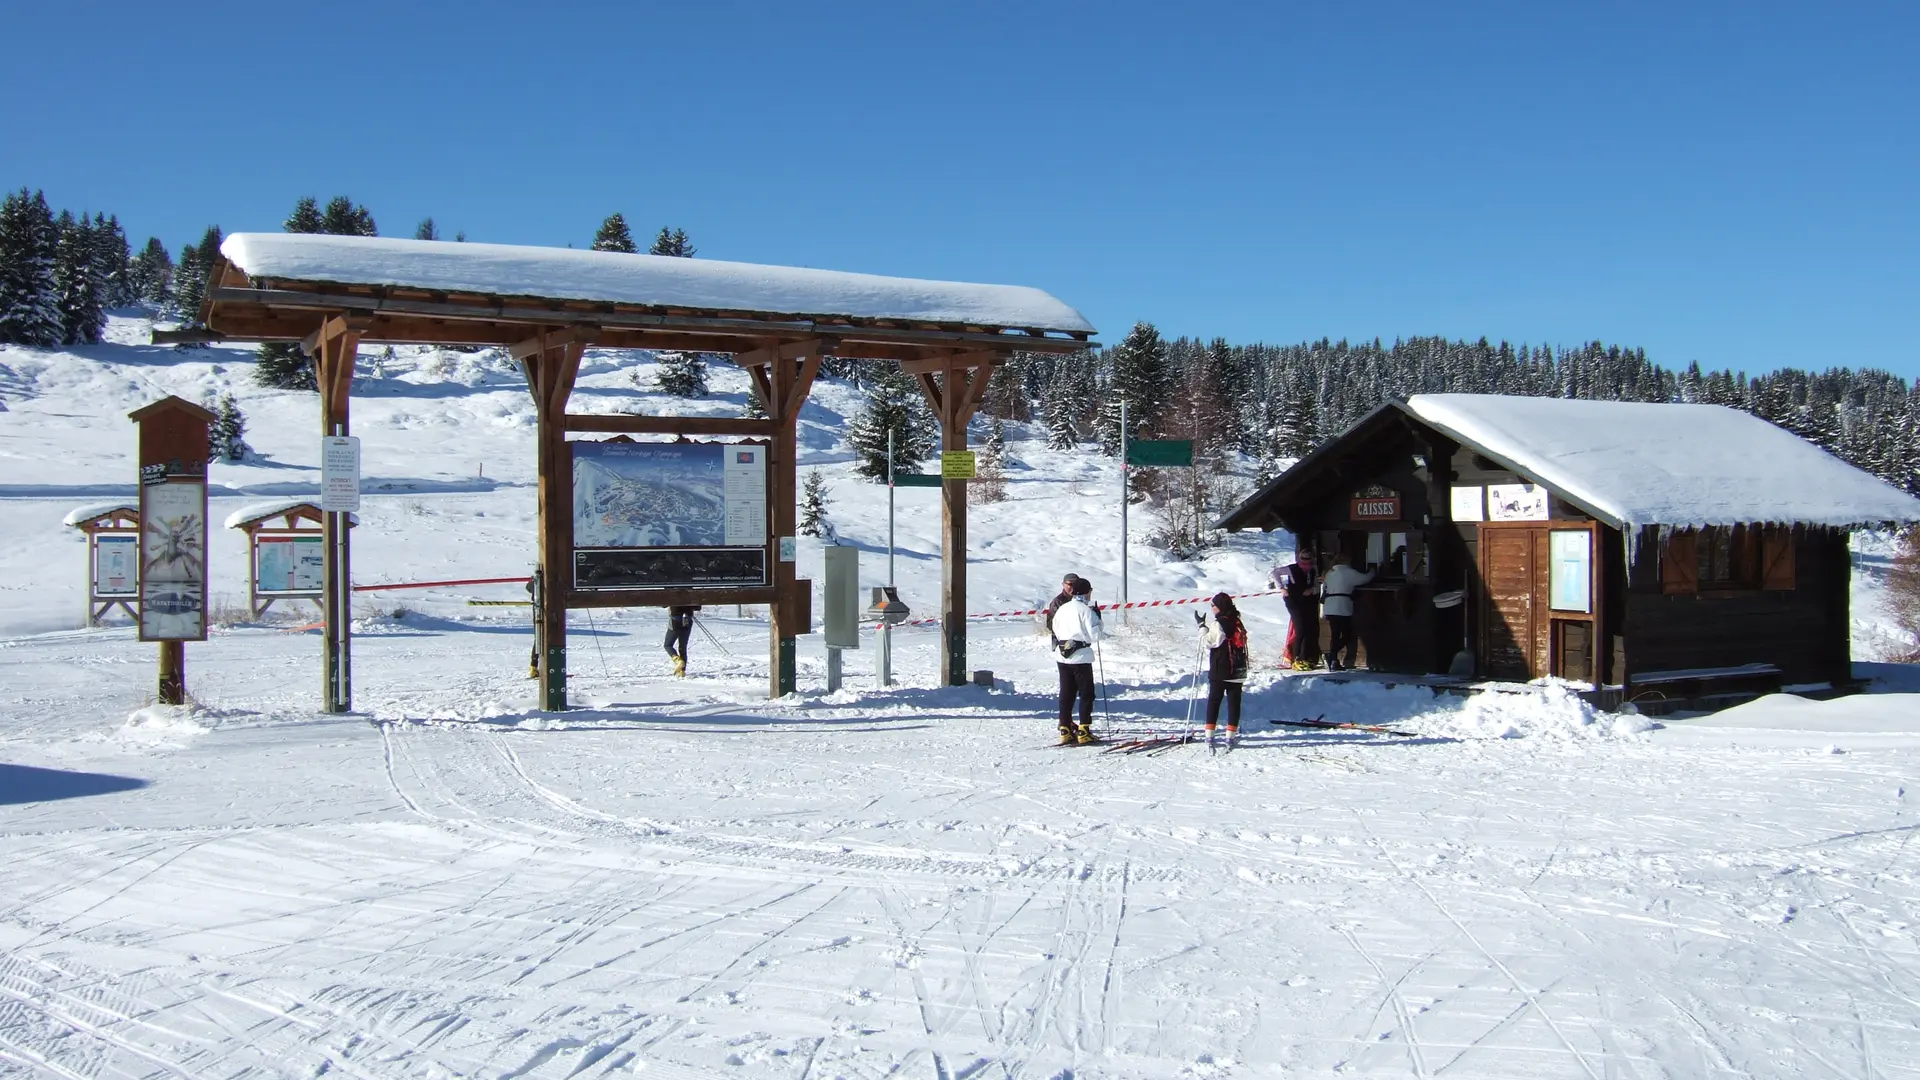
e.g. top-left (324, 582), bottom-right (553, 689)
top-left (881, 427), bottom-right (894, 687)
top-left (1119, 397), bottom-right (1129, 627)
top-left (827, 648), bottom-right (843, 693)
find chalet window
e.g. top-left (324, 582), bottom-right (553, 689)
top-left (1661, 525), bottom-right (1795, 594)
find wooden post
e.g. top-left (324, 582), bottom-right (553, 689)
top-left (913, 352), bottom-right (999, 686)
top-left (515, 328), bottom-right (591, 711)
top-left (760, 343), bottom-right (823, 697)
top-left (158, 641), bottom-right (185, 705)
top-left (308, 316), bottom-right (363, 713)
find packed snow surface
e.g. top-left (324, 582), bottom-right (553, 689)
top-left (221, 233), bottom-right (1098, 334)
top-left (1408, 393), bottom-right (1920, 529)
top-left (4, 316), bottom-right (1919, 1077)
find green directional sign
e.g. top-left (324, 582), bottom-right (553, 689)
top-left (1126, 439), bottom-right (1194, 467)
top-left (893, 472), bottom-right (945, 488)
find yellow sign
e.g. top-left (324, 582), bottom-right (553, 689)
top-left (940, 451), bottom-right (977, 479)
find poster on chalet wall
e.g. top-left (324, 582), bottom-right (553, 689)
top-left (1449, 485), bottom-right (1485, 522)
top-left (1487, 483), bottom-right (1549, 522)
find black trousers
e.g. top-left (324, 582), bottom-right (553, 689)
top-left (664, 620), bottom-right (692, 660)
top-left (1057, 663), bottom-right (1096, 729)
top-left (1327, 614), bottom-right (1358, 669)
top-left (1206, 680), bottom-right (1243, 728)
top-left (1283, 598), bottom-right (1320, 664)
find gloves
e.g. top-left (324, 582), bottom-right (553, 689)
top-left (1194, 610), bottom-right (1205, 626)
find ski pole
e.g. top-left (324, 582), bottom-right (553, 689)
top-left (692, 614), bottom-right (736, 658)
top-left (1182, 635), bottom-right (1204, 732)
top-left (1093, 638), bottom-right (1111, 732)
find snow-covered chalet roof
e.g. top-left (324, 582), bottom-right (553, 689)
top-left (63, 501), bottom-right (139, 527)
top-left (225, 499), bottom-right (354, 530)
top-left (1405, 393), bottom-right (1920, 529)
top-left (219, 234), bottom-right (1095, 336)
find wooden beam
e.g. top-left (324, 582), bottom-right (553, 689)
top-left (508, 325), bottom-right (600, 362)
top-left (783, 352), bottom-right (824, 422)
top-left (748, 366), bottom-right (774, 415)
top-left (897, 350), bottom-right (1000, 375)
top-left (563, 414), bottom-right (778, 436)
top-left (913, 371), bottom-right (942, 416)
top-left (567, 586), bottom-right (777, 610)
top-left (954, 357), bottom-right (1002, 422)
top-left (730, 338), bottom-right (833, 369)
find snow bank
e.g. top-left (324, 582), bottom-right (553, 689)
top-left (122, 704), bottom-right (209, 742)
top-left (1675, 691), bottom-right (1920, 733)
top-left (1407, 393), bottom-right (1920, 529)
top-left (221, 233), bottom-right (1096, 335)
top-left (1261, 675), bottom-right (1654, 742)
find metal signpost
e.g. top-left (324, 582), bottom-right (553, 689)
top-left (320, 435), bottom-right (361, 712)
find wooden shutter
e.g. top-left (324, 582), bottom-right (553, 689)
top-left (1761, 526), bottom-right (1796, 591)
top-left (1662, 528), bottom-right (1698, 594)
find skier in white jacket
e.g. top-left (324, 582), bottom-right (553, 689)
top-left (1319, 553), bottom-right (1375, 671)
top-left (1050, 576), bottom-right (1104, 745)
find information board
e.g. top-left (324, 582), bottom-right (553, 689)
top-left (1549, 529), bottom-right (1593, 613)
top-left (572, 441), bottom-right (770, 590)
top-left (139, 481), bottom-right (207, 640)
top-left (257, 535), bottom-right (326, 595)
top-left (93, 534), bottom-right (139, 597)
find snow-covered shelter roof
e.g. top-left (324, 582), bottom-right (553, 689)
top-left (1404, 394), bottom-right (1920, 529)
top-left (200, 235), bottom-right (1095, 360)
top-left (63, 502), bottom-right (139, 527)
top-left (224, 499), bottom-right (352, 530)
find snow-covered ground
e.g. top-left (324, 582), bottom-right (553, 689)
top-left (3, 316), bottom-right (1918, 1078)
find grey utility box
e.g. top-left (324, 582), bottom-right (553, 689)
top-left (823, 546), bottom-right (861, 649)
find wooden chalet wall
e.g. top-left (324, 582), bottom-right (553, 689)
top-left (1619, 525), bottom-right (1852, 686)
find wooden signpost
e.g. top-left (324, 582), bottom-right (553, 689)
top-left (128, 396), bottom-right (214, 706)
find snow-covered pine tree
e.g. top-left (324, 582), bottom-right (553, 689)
top-left (649, 227), bottom-right (694, 257)
top-left (798, 469), bottom-right (832, 537)
top-left (320, 196), bottom-right (376, 237)
top-left (971, 416), bottom-right (1009, 504)
top-left (654, 351), bottom-right (709, 396)
top-left (215, 394), bottom-right (249, 461)
top-left (0, 189), bottom-right (62, 346)
top-left (170, 226), bottom-right (222, 328)
top-left (846, 365), bottom-right (937, 481)
top-left (1043, 384), bottom-right (1078, 450)
top-left (53, 211), bottom-right (107, 345)
top-left (128, 237), bottom-right (172, 307)
top-left (91, 213), bottom-right (132, 307)
top-left (1095, 322), bottom-right (1172, 456)
top-left (592, 213), bottom-right (636, 253)
top-left (1273, 376), bottom-right (1320, 459)
top-left (284, 197), bottom-right (324, 234)
top-left (742, 382), bottom-right (768, 419)
top-left (414, 218), bottom-right (438, 241)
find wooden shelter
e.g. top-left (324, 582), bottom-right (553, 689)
top-left (226, 500), bottom-right (354, 618)
top-left (1219, 394), bottom-right (1920, 705)
top-left (170, 234), bottom-right (1095, 711)
top-left (65, 502), bottom-right (141, 626)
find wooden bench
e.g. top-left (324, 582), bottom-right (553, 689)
top-left (1623, 663), bottom-right (1783, 713)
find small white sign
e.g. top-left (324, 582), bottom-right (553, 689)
top-left (779, 536), bottom-right (797, 562)
top-left (321, 436), bottom-right (361, 512)
top-left (1449, 485), bottom-right (1485, 522)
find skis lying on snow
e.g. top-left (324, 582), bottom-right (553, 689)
top-left (1270, 715), bottom-right (1418, 737)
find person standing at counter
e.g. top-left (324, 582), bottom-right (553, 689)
top-left (1273, 550), bottom-right (1319, 671)
top-left (1319, 553), bottom-right (1375, 671)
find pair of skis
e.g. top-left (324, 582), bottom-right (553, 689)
top-left (1268, 714), bottom-right (1418, 737)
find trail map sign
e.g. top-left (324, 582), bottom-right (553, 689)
top-left (572, 441), bottom-right (770, 589)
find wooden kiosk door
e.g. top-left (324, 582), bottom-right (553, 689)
top-left (1478, 522), bottom-right (1602, 682)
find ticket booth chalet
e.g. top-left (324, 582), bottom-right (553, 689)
top-left (1220, 394), bottom-right (1920, 700)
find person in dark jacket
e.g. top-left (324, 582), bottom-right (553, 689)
top-left (1196, 592), bottom-right (1249, 746)
top-left (1272, 550), bottom-right (1320, 670)
top-left (664, 605), bottom-right (700, 676)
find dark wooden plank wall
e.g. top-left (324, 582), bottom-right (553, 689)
top-left (1620, 525), bottom-right (1852, 685)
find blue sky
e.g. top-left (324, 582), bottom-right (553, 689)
top-left (4, 2), bottom-right (1914, 378)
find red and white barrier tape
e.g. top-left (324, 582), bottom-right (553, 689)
top-left (887, 588), bottom-right (1284, 628)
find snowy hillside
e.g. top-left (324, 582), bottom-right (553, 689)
top-left (3, 315), bottom-right (1919, 1078)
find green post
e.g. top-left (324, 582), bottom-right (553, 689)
top-left (777, 637), bottom-right (797, 696)
top-left (543, 645), bottom-right (566, 711)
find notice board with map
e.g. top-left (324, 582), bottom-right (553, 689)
top-left (572, 441), bottom-right (770, 590)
